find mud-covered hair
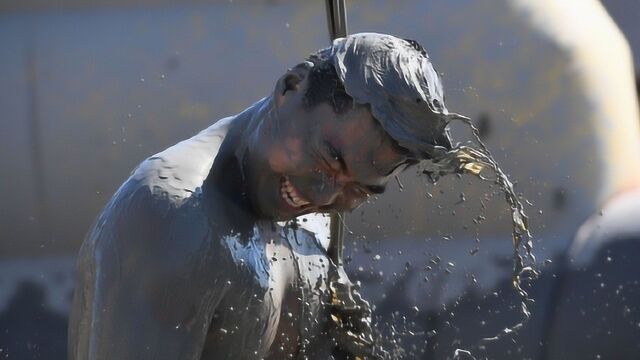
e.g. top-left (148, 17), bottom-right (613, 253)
top-left (302, 38), bottom-right (432, 116)
top-left (303, 49), bottom-right (354, 115)
top-left (302, 34), bottom-right (458, 159)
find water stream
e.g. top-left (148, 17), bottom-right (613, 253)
top-left (421, 115), bottom-right (539, 354)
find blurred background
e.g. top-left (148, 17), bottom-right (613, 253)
top-left (1, 0), bottom-right (639, 359)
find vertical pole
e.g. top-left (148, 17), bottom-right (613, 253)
top-left (325, 0), bottom-right (348, 41)
top-left (322, 5), bottom-right (386, 358)
top-left (325, 0), bottom-right (348, 266)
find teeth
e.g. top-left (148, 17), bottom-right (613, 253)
top-left (281, 176), bottom-right (310, 208)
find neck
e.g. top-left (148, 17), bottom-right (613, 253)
top-left (204, 96), bottom-right (275, 228)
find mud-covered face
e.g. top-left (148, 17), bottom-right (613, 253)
top-left (243, 76), bottom-right (410, 221)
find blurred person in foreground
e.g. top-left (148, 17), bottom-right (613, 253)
top-left (68, 33), bottom-right (501, 360)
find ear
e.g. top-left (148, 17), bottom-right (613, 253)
top-left (274, 61), bottom-right (313, 108)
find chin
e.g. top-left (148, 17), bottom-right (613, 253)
top-left (273, 198), bottom-right (316, 221)
top-left (252, 193), bottom-right (299, 221)
top-left (272, 203), bottom-right (308, 221)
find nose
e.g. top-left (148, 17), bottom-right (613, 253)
top-left (306, 170), bottom-right (368, 210)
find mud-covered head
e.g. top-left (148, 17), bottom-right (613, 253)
top-left (304, 33), bottom-right (538, 340)
top-left (307, 32), bottom-right (458, 160)
top-left (242, 33), bottom-right (470, 221)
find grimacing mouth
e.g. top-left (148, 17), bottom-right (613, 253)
top-left (277, 174), bottom-right (370, 215)
top-left (279, 175), bottom-right (312, 210)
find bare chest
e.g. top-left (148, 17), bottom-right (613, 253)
top-left (201, 222), bottom-right (333, 359)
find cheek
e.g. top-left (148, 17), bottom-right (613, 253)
top-left (267, 137), bottom-right (304, 173)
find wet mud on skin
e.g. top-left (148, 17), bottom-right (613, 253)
top-left (68, 101), bottom-right (337, 360)
top-left (68, 94), bottom-right (391, 359)
top-left (69, 33), bottom-right (537, 360)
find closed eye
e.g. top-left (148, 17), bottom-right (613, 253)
top-left (323, 141), bottom-right (347, 172)
top-left (355, 184), bottom-right (385, 196)
top-left (364, 184), bottom-right (386, 194)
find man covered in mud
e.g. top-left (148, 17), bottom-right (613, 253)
top-left (69, 33), bottom-right (502, 359)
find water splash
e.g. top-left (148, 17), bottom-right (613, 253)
top-left (454, 348), bottom-right (477, 360)
top-left (420, 114), bottom-right (539, 346)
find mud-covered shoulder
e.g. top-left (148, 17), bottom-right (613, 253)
top-left (70, 174), bottom-right (227, 360)
top-left (82, 175), bottom-right (214, 269)
top-left (79, 115), bottom-right (235, 276)
top-left (129, 117), bottom-right (233, 208)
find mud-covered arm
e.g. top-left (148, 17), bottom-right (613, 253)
top-left (68, 182), bottom-right (227, 360)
